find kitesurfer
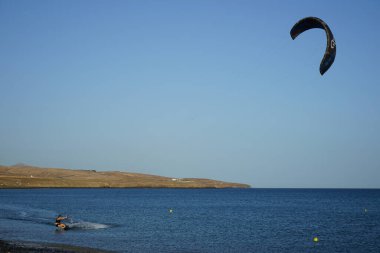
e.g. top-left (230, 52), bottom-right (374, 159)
top-left (55, 214), bottom-right (68, 230)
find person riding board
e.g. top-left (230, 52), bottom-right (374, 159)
top-left (55, 214), bottom-right (68, 229)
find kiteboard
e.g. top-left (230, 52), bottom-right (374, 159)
top-left (56, 223), bottom-right (69, 230)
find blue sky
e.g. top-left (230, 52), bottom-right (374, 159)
top-left (1, 0), bottom-right (379, 188)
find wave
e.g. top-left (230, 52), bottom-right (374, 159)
top-left (0, 204), bottom-right (55, 225)
top-left (66, 221), bottom-right (110, 230)
top-left (0, 204), bottom-right (110, 230)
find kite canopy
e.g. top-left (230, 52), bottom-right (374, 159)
top-left (290, 17), bottom-right (336, 75)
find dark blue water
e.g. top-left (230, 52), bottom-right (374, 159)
top-left (0, 189), bottom-right (379, 252)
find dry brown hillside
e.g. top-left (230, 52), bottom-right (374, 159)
top-left (0, 164), bottom-right (250, 188)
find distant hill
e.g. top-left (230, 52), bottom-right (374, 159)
top-left (0, 164), bottom-right (250, 189)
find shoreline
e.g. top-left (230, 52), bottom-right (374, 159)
top-left (0, 165), bottom-right (250, 189)
top-left (0, 186), bottom-right (249, 189)
top-left (0, 239), bottom-right (114, 253)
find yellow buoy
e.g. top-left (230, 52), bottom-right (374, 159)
top-left (313, 237), bottom-right (319, 242)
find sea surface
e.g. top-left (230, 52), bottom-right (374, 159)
top-left (0, 188), bottom-right (379, 252)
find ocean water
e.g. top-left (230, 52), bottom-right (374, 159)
top-left (0, 188), bottom-right (379, 252)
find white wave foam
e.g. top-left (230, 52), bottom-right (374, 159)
top-left (68, 221), bottom-right (109, 230)
top-left (0, 204), bottom-right (110, 230)
top-left (0, 204), bottom-right (56, 222)
top-left (19, 211), bottom-right (27, 217)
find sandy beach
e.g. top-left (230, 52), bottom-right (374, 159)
top-left (0, 240), bottom-right (113, 253)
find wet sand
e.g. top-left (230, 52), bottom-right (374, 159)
top-left (0, 240), bottom-right (114, 253)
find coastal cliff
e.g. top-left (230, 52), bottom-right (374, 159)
top-left (0, 164), bottom-right (250, 189)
